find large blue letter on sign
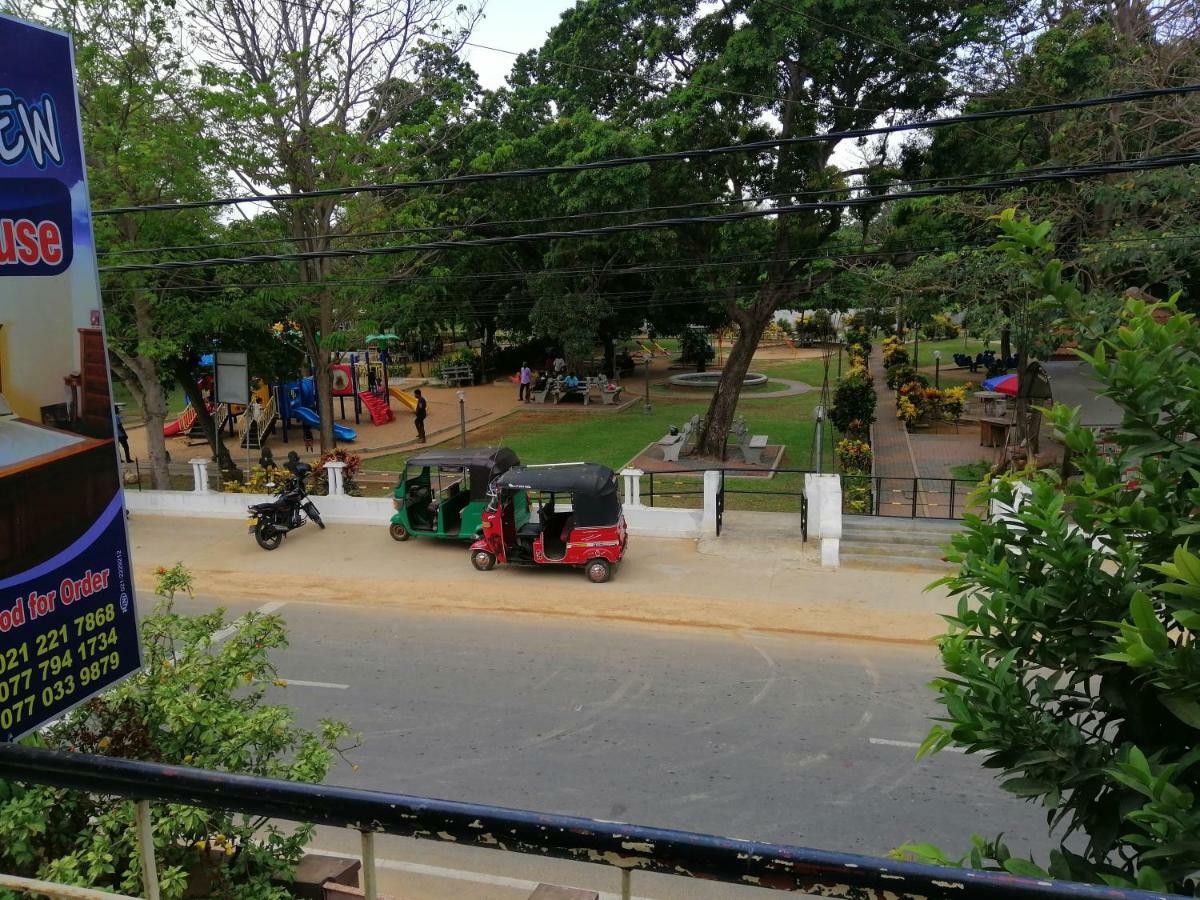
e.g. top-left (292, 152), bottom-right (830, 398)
top-left (0, 13), bottom-right (142, 741)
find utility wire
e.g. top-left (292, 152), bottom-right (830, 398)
top-left (93, 84), bottom-right (1200, 216)
top-left (97, 152), bottom-right (1200, 274)
top-left (99, 231), bottom-right (1200, 296)
top-left (95, 156), bottom-right (1162, 259)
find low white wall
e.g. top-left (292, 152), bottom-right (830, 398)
top-left (624, 505), bottom-right (704, 539)
top-left (126, 489), bottom-right (393, 525)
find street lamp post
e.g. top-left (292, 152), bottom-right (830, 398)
top-left (457, 390), bottom-right (467, 447)
top-left (934, 350), bottom-right (942, 389)
top-left (643, 359), bottom-right (652, 415)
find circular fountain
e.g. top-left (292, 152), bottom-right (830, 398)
top-left (668, 371), bottom-right (768, 389)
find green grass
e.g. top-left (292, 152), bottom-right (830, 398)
top-left (950, 460), bottom-right (992, 481)
top-left (365, 390), bottom-right (833, 478)
top-left (112, 379), bottom-right (190, 423)
top-left (755, 357), bottom-right (832, 386)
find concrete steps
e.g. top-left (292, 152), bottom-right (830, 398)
top-left (840, 516), bottom-right (962, 572)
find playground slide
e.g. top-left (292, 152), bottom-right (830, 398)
top-left (358, 391), bottom-right (395, 426)
top-left (387, 386), bottom-right (419, 412)
top-left (163, 405), bottom-right (197, 437)
top-left (291, 405), bottom-right (357, 442)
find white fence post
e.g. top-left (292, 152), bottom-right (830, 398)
top-left (620, 468), bottom-right (643, 507)
top-left (189, 458), bottom-right (210, 494)
top-left (702, 470), bottom-right (721, 535)
top-left (804, 474), bottom-right (823, 539)
top-left (324, 460), bottom-right (347, 497)
top-left (815, 474), bottom-right (841, 567)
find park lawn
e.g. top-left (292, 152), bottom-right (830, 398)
top-left (364, 391), bottom-right (834, 513)
top-left (112, 380), bottom-right (190, 423)
top-left (754, 356), bottom-right (832, 386)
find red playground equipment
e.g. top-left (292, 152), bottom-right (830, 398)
top-left (358, 391), bottom-right (395, 426)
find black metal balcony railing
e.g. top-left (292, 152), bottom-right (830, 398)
top-left (0, 743), bottom-right (1178, 900)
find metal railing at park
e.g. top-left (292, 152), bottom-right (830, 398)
top-left (0, 743), bottom-right (1176, 900)
top-left (841, 475), bottom-right (981, 520)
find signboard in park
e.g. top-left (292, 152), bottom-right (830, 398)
top-left (214, 352), bottom-right (250, 406)
top-left (0, 14), bottom-right (142, 740)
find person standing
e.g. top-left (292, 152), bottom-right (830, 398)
top-left (413, 388), bottom-right (427, 443)
top-left (114, 408), bottom-right (132, 463)
top-left (553, 354), bottom-right (567, 376)
top-left (518, 362), bottom-right (532, 402)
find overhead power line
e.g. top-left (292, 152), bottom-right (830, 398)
top-left (95, 157), bottom-right (1163, 260)
top-left (93, 84), bottom-right (1200, 216)
top-left (97, 152), bottom-right (1200, 274)
top-left (99, 231), bottom-right (1200, 297)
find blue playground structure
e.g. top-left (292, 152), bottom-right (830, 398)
top-left (279, 377), bottom-right (357, 442)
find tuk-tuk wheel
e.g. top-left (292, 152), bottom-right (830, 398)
top-left (389, 522), bottom-right (410, 542)
top-left (472, 549), bottom-right (496, 571)
top-left (585, 559), bottom-right (612, 584)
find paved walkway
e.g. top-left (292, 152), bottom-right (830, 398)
top-left (868, 346), bottom-right (915, 479)
top-left (662, 377), bottom-right (813, 400)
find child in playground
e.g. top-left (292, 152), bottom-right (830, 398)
top-left (413, 389), bottom-right (427, 443)
top-left (302, 422), bottom-right (314, 452)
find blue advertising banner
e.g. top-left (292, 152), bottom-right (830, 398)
top-left (0, 13), bottom-right (142, 740)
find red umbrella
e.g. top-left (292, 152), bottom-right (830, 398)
top-left (983, 373), bottom-right (1018, 395)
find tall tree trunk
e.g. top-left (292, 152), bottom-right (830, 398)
top-left (172, 360), bottom-right (238, 476)
top-left (111, 349), bottom-right (171, 490)
top-left (696, 309), bottom-right (772, 459)
top-left (1000, 300), bottom-right (1013, 364)
top-left (300, 321), bottom-right (336, 453)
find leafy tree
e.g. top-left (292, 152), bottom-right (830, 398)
top-left (907, 238), bottom-right (1200, 892)
top-left (10, 0), bottom-right (225, 488)
top-left (0, 566), bottom-right (356, 898)
top-left (188, 0), bottom-right (480, 450)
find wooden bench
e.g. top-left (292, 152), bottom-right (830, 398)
top-left (440, 363), bottom-right (475, 386)
top-left (979, 416), bottom-right (1009, 448)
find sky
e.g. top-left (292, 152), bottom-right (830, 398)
top-left (461, 0), bottom-right (575, 90)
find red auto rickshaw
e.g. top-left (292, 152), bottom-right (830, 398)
top-left (469, 462), bottom-right (627, 583)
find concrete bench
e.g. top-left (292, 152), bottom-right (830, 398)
top-left (600, 385), bottom-right (624, 404)
top-left (659, 423), bottom-right (693, 463)
top-left (730, 421), bottom-right (768, 464)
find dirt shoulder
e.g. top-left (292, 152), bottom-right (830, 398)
top-left (128, 516), bottom-right (949, 644)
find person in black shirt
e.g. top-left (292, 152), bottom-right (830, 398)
top-left (414, 388), bottom-right (427, 443)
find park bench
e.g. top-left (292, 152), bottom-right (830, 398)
top-left (599, 383), bottom-right (624, 404)
top-left (552, 377), bottom-right (589, 405)
top-left (440, 363), bottom-right (475, 386)
top-left (530, 379), bottom-right (553, 403)
top-left (659, 422), bottom-right (694, 463)
top-left (729, 419), bottom-right (769, 464)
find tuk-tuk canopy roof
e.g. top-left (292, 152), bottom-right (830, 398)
top-left (493, 463), bottom-right (617, 496)
top-left (405, 447), bottom-right (520, 474)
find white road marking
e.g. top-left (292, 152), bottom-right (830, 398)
top-left (308, 848), bottom-right (651, 900)
top-left (869, 737), bottom-right (966, 753)
top-left (275, 679), bottom-right (349, 690)
top-left (210, 601), bottom-right (287, 644)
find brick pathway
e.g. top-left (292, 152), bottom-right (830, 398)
top-left (868, 346), bottom-right (915, 478)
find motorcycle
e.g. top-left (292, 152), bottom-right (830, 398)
top-left (246, 458), bottom-right (325, 550)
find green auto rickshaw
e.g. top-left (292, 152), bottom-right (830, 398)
top-left (389, 447), bottom-right (527, 542)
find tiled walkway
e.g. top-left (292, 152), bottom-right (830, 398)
top-left (867, 347), bottom-right (985, 518)
top-left (868, 346), bottom-right (915, 478)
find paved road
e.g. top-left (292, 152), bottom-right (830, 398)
top-left (184, 594), bottom-right (1044, 898)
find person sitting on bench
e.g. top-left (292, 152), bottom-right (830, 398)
top-left (564, 372), bottom-right (580, 390)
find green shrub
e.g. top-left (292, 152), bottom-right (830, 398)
top-left (433, 348), bottom-right (481, 380)
top-left (835, 438), bottom-right (872, 474)
top-left (829, 367), bottom-right (876, 436)
top-left (902, 214), bottom-right (1200, 892)
top-left (0, 565), bottom-right (357, 899)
